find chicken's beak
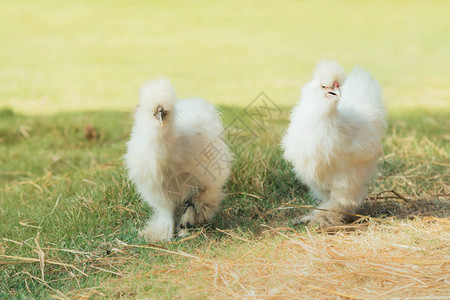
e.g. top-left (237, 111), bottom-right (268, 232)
top-left (327, 82), bottom-right (341, 101)
top-left (327, 89), bottom-right (341, 101)
top-left (158, 114), bottom-right (164, 127)
top-left (154, 105), bottom-right (168, 127)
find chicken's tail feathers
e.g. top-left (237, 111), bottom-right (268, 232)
top-left (139, 77), bottom-right (177, 112)
top-left (340, 66), bottom-right (387, 136)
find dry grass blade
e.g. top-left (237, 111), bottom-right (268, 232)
top-left (119, 244), bottom-right (202, 261)
top-left (369, 189), bottom-right (412, 203)
top-left (0, 255), bottom-right (88, 277)
top-left (216, 228), bottom-right (253, 243)
top-left (281, 203), bottom-right (376, 220)
top-left (171, 228), bottom-right (204, 244)
top-left (90, 266), bottom-right (123, 277)
top-left (19, 220), bottom-right (42, 229)
top-left (2, 238), bottom-right (24, 246)
top-left (307, 284), bottom-right (365, 300)
top-left (7, 180), bottom-right (44, 192)
top-left (228, 192), bottom-right (264, 200)
top-left (42, 248), bottom-right (93, 256)
top-left (35, 237), bottom-right (45, 281)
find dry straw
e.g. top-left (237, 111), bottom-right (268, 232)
top-left (98, 217), bottom-right (449, 299)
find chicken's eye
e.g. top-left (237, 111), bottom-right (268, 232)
top-left (321, 85), bottom-right (326, 89)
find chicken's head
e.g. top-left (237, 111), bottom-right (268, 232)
top-left (138, 78), bottom-right (176, 127)
top-left (313, 60), bottom-right (345, 102)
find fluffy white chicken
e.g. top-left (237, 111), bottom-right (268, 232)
top-left (125, 78), bottom-right (231, 242)
top-left (281, 60), bottom-right (386, 227)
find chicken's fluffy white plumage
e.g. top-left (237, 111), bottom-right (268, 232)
top-left (281, 60), bottom-right (386, 227)
top-left (125, 78), bottom-right (231, 242)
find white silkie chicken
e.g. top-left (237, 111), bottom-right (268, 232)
top-left (125, 78), bottom-right (231, 242)
top-left (281, 60), bottom-right (386, 227)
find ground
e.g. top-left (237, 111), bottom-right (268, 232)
top-left (1, 0), bottom-right (449, 298)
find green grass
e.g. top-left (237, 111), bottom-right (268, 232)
top-left (1, 107), bottom-right (448, 298)
top-left (1, 0), bottom-right (449, 298)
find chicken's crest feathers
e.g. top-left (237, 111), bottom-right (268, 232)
top-left (313, 60), bottom-right (346, 87)
top-left (139, 77), bottom-right (177, 111)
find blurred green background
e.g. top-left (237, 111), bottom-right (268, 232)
top-left (1, 0), bottom-right (449, 114)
